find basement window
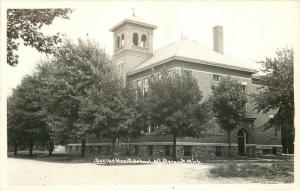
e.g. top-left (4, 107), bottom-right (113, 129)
top-left (216, 146), bottom-right (222, 156)
top-left (148, 145), bottom-right (153, 156)
top-left (134, 145), bottom-right (139, 155)
top-left (183, 146), bottom-right (192, 156)
top-left (165, 145), bottom-right (171, 156)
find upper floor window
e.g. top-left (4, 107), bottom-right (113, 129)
top-left (141, 34), bottom-right (147, 48)
top-left (133, 33), bottom-right (139, 46)
top-left (143, 78), bottom-right (149, 97)
top-left (121, 33), bottom-right (125, 47)
top-left (117, 62), bottom-right (123, 76)
top-left (241, 84), bottom-right (247, 92)
top-left (213, 74), bottom-right (220, 82)
top-left (182, 69), bottom-right (192, 76)
top-left (137, 80), bottom-right (142, 91)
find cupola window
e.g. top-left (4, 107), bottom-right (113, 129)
top-left (141, 34), bottom-right (147, 48)
top-left (116, 36), bottom-right (120, 48)
top-left (121, 33), bottom-right (125, 47)
top-left (133, 33), bottom-right (139, 46)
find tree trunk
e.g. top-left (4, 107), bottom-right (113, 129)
top-left (14, 143), bottom-right (18, 156)
top-left (29, 141), bottom-right (34, 156)
top-left (172, 133), bottom-right (177, 161)
top-left (48, 141), bottom-right (54, 156)
top-left (81, 138), bottom-right (86, 158)
top-left (111, 137), bottom-right (116, 160)
top-left (227, 130), bottom-right (232, 159)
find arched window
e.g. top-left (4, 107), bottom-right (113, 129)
top-left (237, 129), bottom-right (248, 156)
top-left (133, 33), bottom-right (139, 46)
top-left (121, 33), bottom-right (125, 47)
top-left (116, 36), bottom-right (120, 48)
top-left (141, 34), bottom-right (147, 48)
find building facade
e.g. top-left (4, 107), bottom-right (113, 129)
top-left (67, 16), bottom-right (282, 159)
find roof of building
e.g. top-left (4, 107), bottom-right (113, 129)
top-left (110, 15), bottom-right (158, 31)
top-left (128, 39), bottom-right (258, 75)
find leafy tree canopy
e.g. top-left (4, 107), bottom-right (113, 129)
top-left (209, 76), bottom-right (247, 157)
top-left (7, 9), bottom-right (72, 66)
top-left (210, 76), bottom-right (247, 132)
top-left (254, 48), bottom-right (294, 130)
top-left (253, 48), bottom-right (294, 153)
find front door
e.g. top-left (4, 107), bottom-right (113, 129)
top-left (237, 129), bottom-right (247, 156)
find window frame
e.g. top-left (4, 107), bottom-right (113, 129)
top-left (148, 145), bottom-right (153, 156)
top-left (213, 74), bottom-right (221, 82)
top-left (183, 146), bottom-right (192, 156)
top-left (133, 33), bottom-right (139, 46)
top-left (141, 34), bottom-right (147, 48)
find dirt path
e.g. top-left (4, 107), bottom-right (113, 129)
top-left (7, 158), bottom-right (262, 185)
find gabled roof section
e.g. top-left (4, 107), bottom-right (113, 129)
top-left (110, 15), bottom-right (157, 31)
top-left (128, 39), bottom-right (258, 75)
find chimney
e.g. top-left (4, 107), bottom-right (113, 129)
top-left (213, 26), bottom-right (224, 54)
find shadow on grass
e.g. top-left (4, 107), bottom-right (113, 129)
top-left (7, 152), bottom-right (101, 163)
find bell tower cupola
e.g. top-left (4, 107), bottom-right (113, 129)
top-left (110, 14), bottom-right (157, 81)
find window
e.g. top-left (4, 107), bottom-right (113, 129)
top-left (76, 146), bottom-right (79, 152)
top-left (98, 146), bottom-right (101, 153)
top-left (137, 80), bottom-right (142, 91)
top-left (134, 145), bottom-right (139, 155)
top-left (121, 33), bottom-right (125, 47)
top-left (69, 146), bottom-right (72, 152)
top-left (213, 74), bottom-right (220, 81)
top-left (262, 149), bottom-right (272, 155)
top-left (141, 34), bottom-right (147, 47)
top-left (241, 85), bottom-right (247, 92)
top-left (143, 78), bottom-right (149, 97)
top-left (148, 145), bottom-right (153, 156)
top-left (147, 125), bottom-right (152, 133)
top-left (117, 63), bottom-right (123, 76)
top-left (216, 146), bottom-right (222, 156)
top-left (182, 69), bottom-right (192, 76)
top-left (106, 146), bottom-right (110, 155)
top-left (272, 147), bottom-right (277, 155)
top-left (183, 146), bottom-right (192, 156)
top-left (157, 73), bottom-right (162, 79)
top-left (133, 33), bottom-right (139, 46)
top-left (116, 36), bottom-right (120, 48)
top-left (165, 145), bottom-right (171, 156)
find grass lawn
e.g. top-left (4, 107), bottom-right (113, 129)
top-left (210, 161), bottom-right (294, 183)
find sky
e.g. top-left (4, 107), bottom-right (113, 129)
top-left (4, 1), bottom-right (300, 93)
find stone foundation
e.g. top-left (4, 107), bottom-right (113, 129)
top-left (67, 142), bottom-right (282, 159)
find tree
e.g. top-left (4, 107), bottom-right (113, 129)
top-left (7, 9), bottom-right (72, 66)
top-left (77, 74), bottom-right (137, 159)
top-left (44, 39), bottom-right (120, 157)
top-left (253, 48), bottom-right (294, 153)
top-left (209, 76), bottom-right (247, 158)
top-left (147, 70), bottom-right (209, 161)
top-left (7, 74), bottom-right (49, 156)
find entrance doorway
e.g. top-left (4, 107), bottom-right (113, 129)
top-left (237, 129), bottom-right (248, 156)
